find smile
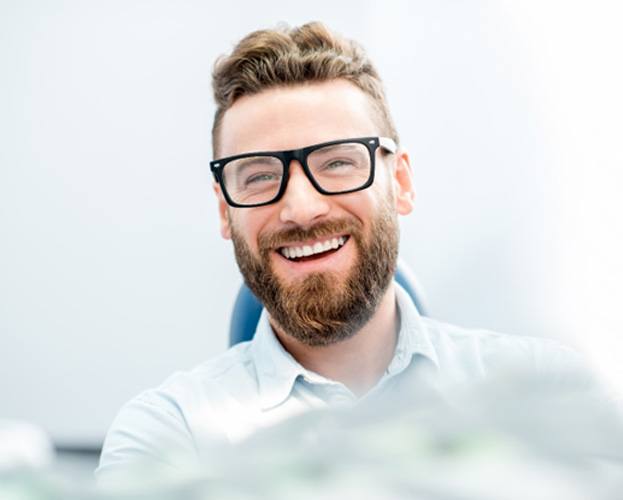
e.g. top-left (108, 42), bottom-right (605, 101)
top-left (279, 235), bottom-right (349, 261)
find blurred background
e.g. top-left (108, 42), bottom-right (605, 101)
top-left (1, 0), bottom-right (622, 461)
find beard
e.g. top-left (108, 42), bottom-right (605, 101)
top-left (230, 197), bottom-right (399, 347)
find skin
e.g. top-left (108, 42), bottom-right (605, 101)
top-left (214, 79), bottom-right (416, 396)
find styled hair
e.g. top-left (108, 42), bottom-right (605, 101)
top-left (211, 22), bottom-right (398, 156)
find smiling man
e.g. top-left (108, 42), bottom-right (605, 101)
top-left (96, 22), bottom-right (599, 483)
top-left (215, 78), bottom-right (412, 397)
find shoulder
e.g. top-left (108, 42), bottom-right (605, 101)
top-left (96, 341), bottom-right (258, 485)
top-left (162, 341), bottom-right (258, 399)
top-left (122, 340), bottom-right (259, 416)
top-left (420, 316), bottom-right (586, 378)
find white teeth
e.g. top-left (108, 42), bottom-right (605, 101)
top-left (280, 236), bottom-right (348, 260)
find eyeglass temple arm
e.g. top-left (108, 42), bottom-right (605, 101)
top-left (379, 137), bottom-right (397, 154)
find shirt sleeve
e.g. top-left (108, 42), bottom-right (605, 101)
top-left (95, 389), bottom-right (199, 488)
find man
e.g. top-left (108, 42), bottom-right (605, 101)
top-left (96, 22), bottom-right (596, 483)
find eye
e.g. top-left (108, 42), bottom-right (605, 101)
top-left (323, 158), bottom-right (355, 170)
top-left (245, 172), bottom-right (281, 186)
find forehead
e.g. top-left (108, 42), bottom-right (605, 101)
top-left (217, 79), bottom-right (381, 157)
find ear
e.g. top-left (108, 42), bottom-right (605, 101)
top-left (213, 182), bottom-right (232, 240)
top-left (392, 149), bottom-right (415, 215)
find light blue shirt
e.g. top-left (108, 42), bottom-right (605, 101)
top-left (96, 282), bottom-right (588, 483)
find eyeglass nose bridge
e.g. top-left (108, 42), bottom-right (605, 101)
top-left (277, 148), bottom-right (324, 197)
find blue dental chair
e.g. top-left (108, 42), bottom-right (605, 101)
top-left (229, 259), bottom-right (428, 346)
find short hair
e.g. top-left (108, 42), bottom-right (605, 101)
top-left (211, 22), bottom-right (399, 157)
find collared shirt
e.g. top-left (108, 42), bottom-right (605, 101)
top-left (96, 282), bottom-right (588, 483)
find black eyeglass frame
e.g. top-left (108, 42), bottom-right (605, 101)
top-left (210, 136), bottom-right (397, 208)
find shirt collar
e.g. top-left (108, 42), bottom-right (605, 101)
top-left (250, 280), bottom-right (439, 410)
top-left (251, 309), bottom-right (308, 410)
top-left (389, 282), bottom-right (440, 374)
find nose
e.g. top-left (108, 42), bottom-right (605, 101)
top-left (279, 161), bottom-right (330, 226)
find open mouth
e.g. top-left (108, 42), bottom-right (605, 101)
top-left (278, 235), bottom-right (350, 263)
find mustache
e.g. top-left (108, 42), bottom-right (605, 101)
top-left (258, 218), bottom-right (363, 254)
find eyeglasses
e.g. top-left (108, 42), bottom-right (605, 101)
top-left (210, 136), bottom-right (397, 208)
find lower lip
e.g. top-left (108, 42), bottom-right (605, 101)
top-left (274, 237), bottom-right (353, 276)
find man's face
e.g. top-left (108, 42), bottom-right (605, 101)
top-left (214, 79), bottom-right (414, 345)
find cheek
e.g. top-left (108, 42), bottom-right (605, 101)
top-left (230, 210), bottom-right (272, 253)
top-left (374, 164), bottom-right (396, 195)
top-left (371, 168), bottom-right (397, 211)
top-left (358, 181), bottom-right (394, 216)
top-left (337, 188), bottom-right (384, 224)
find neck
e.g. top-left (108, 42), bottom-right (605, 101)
top-left (271, 284), bottom-right (399, 397)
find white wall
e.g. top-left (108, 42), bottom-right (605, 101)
top-left (1, 0), bottom-right (621, 445)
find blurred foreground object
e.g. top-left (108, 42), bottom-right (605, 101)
top-left (0, 420), bottom-right (54, 471)
top-left (199, 371), bottom-right (623, 500)
top-left (2, 368), bottom-right (622, 499)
